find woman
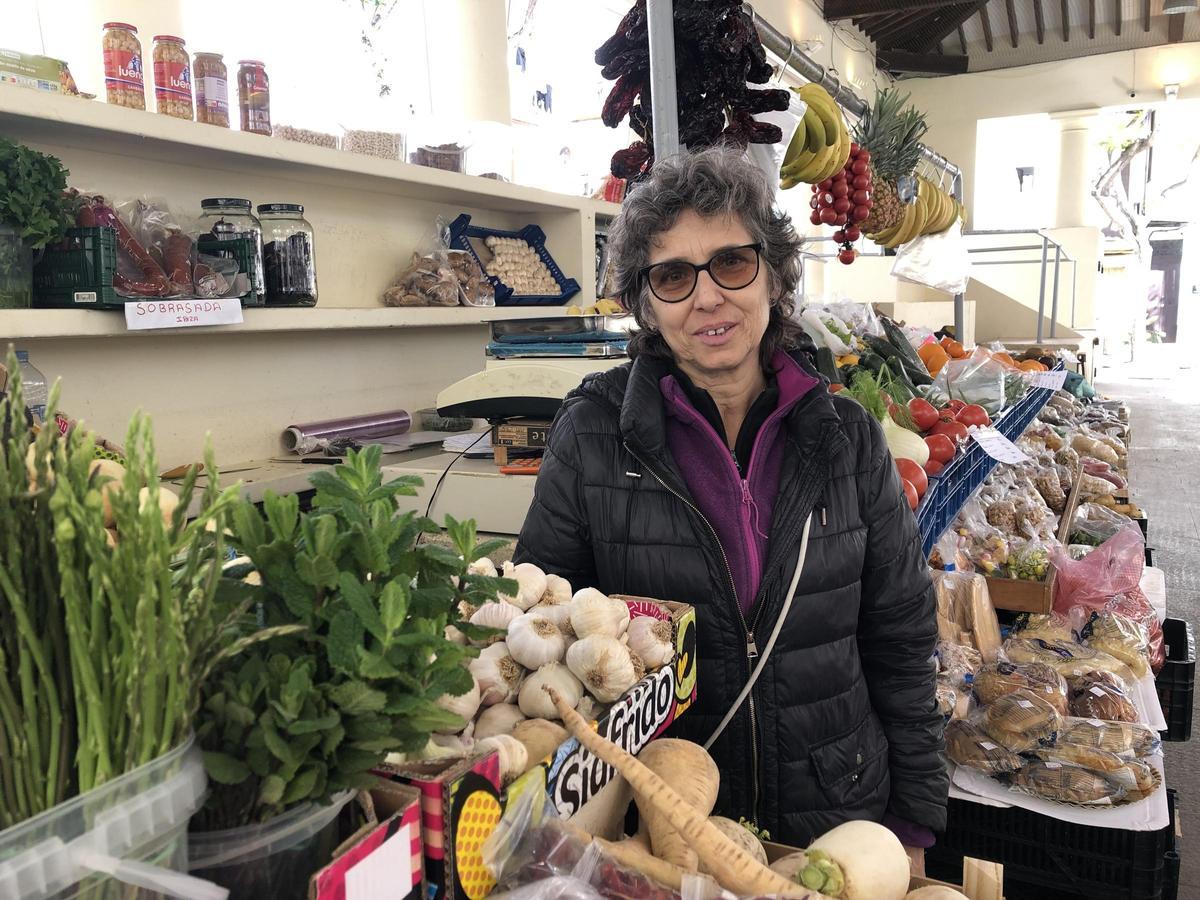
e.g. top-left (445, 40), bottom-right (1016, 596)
top-left (514, 147), bottom-right (946, 857)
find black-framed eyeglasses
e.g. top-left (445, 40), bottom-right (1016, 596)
top-left (639, 243), bottom-right (763, 303)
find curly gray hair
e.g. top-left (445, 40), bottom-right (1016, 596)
top-left (608, 146), bottom-right (806, 368)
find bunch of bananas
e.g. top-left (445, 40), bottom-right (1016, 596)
top-left (779, 84), bottom-right (851, 189)
top-left (567, 299), bottom-right (624, 316)
top-left (867, 175), bottom-right (964, 250)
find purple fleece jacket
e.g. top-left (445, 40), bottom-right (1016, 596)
top-left (659, 349), bottom-right (936, 851)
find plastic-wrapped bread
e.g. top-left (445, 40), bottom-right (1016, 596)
top-left (1027, 744), bottom-right (1128, 774)
top-left (1011, 762), bottom-right (1124, 805)
top-left (982, 689), bottom-right (1062, 752)
top-left (945, 720), bottom-right (1023, 774)
top-left (1068, 672), bottom-right (1139, 723)
top-left (1059, 717), bottom-right (1159, 757)
top-left (1082, 611), bottom-right (1151, 678)
top-left (973, 661), bottom-right (1069, 716)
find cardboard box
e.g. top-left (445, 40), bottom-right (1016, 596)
top-left (0, 49), bottom-right (76, 94)
top-left (491, 419), bottom-right (552, 449)
top-left (375, 596), bottom-right (697, 900)
top-left (308, 781), bottom-right (423, 900)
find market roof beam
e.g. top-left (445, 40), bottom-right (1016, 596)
top-left (1114, 0), bottom-right (1122, 36)
top-left (1005, 0), bottom-right (1020, 47)
top-left (1061, 0), bottom-right (1070, 40)
top-left (958, 23), bottom-right (969, 52)
top-left (877, 48), bottom-right (969, 73)
top-left (979, 2), bottom-right (995, 49)
top-left (869, 11), bottom-right (933, 44)
top-left (907, 2), bottom-right (989, 53)
top-left (1143, 0), bottom-right (1151, 32)
top-left (1168, 12), bottom-right (1186, 42)
top-left (1034, 0), bottom-right (1046, 44)
top-left (1088, 0), bottom-right (1096, 39)
top-left (823, 0), bottom-right (969, 20)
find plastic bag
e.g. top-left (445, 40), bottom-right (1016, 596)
top-left (1070, 503), bottom-right (1135, 548)
top-left (973, 660), bottom-right (1068, 715)
top-left (1003, 637), bottom-right (1139, 687)
top-left (1067, 669), bottom-right (1140, 722)
top-left (932, 569), bottom-right (1002, 662)
top-left (1059, 716), bottom-right (1160, 757)
top-left (193, 254), bottom-right (242, 299)
top-left (1078, 610), bottom-right (1151, 678)
top-left (1050, 525), bottom-right (1163, 671)
top-left (948, 499), bottom-right (1010, 575)
top-left (1006, 537), bottom-right (1054, 581)
top-left (891, 220), bottom-right (970, 295)
top-left (980, 689), bottom-right (1062, 752)
top-left (448, 248), bottom-right (496, 307)
top-left (798, 307), bottom-right (853, 355)
top-left (945, 718), bottom-right (1023, 774)
top-left (382, 220), bottom-right (463, 307)
top-left (926, 347), bottom-right (1009, 415)
top-left (1011, 612), bottom-right (1076, 644)
top-left (119, 197), bottom-right (195, 296)
top-left (1009, 762), bottom-right (1125, 806)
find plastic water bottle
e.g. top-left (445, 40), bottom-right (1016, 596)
top-left (15, 351), bottom-right (48, 424)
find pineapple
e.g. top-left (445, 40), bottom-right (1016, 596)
top-left (853, 88), bottom-right (928, 234)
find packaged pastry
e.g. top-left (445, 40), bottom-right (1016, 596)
top-left (1013, 613), bottom-right (1075, 643)
top-left (983, 689), bottom-right (1061, 752)
top-left (1028, 743), bottom-right (1129, 774)
top-left (973, 661), bottom-right (1068, 715)
top-left (945, 720), bottom-right (1023, 774)
top-left (1011, 762), bottom-right (1123, 805)
top-left (1081, 611), bottom-right (1151, 678)
top-left (1059, 717), bottom-right (1159, 757)
top-left (1003, 637), bottom-right (1137, 686)
top-left (1109, 758), bottom-right (1157, 799)
top-left (1069, 674), bottom-right (1139, 723)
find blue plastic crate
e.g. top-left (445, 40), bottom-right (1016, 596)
top-left (448, 213), bottom-right (581, 306)
top-left (918, 367), bottom-right (1062, 558)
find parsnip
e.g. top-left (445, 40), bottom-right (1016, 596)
top-left (545, 687), bottom-right (824, 899)
top-left (511, 718), bottom-right (568, 770)
top-left (634, 739), bottom-right (720, 870)
top-left (702, 816), bottom-right (768, 871)
top-left (905, 888), bottom-right (969, 900)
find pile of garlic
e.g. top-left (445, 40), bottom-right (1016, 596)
top-left (483, 236), bottom-right (559, 296)
top-left (430, 559), bottom-right (676, 786)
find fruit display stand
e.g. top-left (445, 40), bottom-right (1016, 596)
top-left (376, 597), bottom-right (697, 900)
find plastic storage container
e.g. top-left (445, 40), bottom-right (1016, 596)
top-left (33, 226), bottom-right (119, 308)
top-left (14, 351), bottom-right (47, 424)
top-left (0, 737), bottom-right (220, 900)
top-left (1156, 618), bottom-right (1195, 742)
top-left (198, 199), bottom-right (264, 304)
top-left (0, 225), bottom-right (32, 309)
top-left (257, 204), bottom-right (317, 306)
top-left (101, 23), bottom-right (145, 110)
top-left (236, 61), bottom-right (270, 135)
top-left (188, 790), bottom-right (354, 900)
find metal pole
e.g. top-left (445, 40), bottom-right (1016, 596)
top-left (647, 0), bottom-right (680, 159)
top-left (1071, 261), bottom-right (1077, 329)
top-left (1049, 245), bottom-right (1061, 338)
top-left (1036, 237), bottom-right (1049, 343)
top-left (952, 171), bottom-right (965, 340)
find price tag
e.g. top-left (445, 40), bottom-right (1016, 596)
top-left (125, 298), bottom-right (244, 331)
top-left (1032, 369), bottom-right (1068, 390)
top-left (970, 427), bottom-right (1031, 464)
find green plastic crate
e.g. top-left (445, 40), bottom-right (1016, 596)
top-left (33, 226), bottom-right (120, 308)
top-left (197, 233), bottom-right (263, 308)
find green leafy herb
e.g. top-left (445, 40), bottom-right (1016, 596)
top-left (195, 446), bottom-right (514, 829)
top-left (0, 138), bottom-right (74, 250)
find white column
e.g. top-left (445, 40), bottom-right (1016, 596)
top-left (1051, 110), bottom-right (1100, 228)
top-left (423, 0), bottom-right (512, 126)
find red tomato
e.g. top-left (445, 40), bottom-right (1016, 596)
top-left (901, 479), bottom-right (919, 511)
top-left (829, 383), bottom-right (845, 393)
top-left (931, 420), bottom-right (969, 444)
top-left (923, 459), bottom-right (944, 476)
top-left (924, 433), bottom-right (956, 463)
top-left (944, 399), bottom-right (967, 413)
top-left (956, 404), bottom-right (991, 428)
top-left (907, 398), bottom-right (939, 432)
top-left (895, 458), bottom-right (928, 498)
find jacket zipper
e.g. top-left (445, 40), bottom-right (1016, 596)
top-left (623, 441), bottom-right (763, 820)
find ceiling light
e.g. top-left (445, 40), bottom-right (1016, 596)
top-left (1162, 1), bottom-right (1197, 14)
top-left (1165, 83), bottom-right (1180, 100)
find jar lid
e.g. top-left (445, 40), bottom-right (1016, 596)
top-left (257, 203), bottom-right (304, 215)
top-left (238, 60), bottom-right (266, 67)
top-left (194, 51), bottom-right (223, 59)
top-left (201, 198), bottom-right (252, 210)
top-left (153, 35), bottom-right (185, 44)
top-left (103, 22), bottom-right (137, 32)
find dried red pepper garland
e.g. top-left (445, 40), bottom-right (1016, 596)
top-left (597, 0), bottom-right (788, 180)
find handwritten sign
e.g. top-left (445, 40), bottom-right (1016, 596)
top-left (1032, 369), bottom-right (1068, 390)
top-left (125, 298), bottom-right (243, 331)
top-left (971, 427), bottom-right (1031, 464)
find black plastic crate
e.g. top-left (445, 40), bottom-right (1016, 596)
top-left (929, 794), bottom-right (1174, 899)
top-left (33, 226), bottom-right (119, 307)
top-left (1156, 618), bottom-right (1195, 742)
top-left (1145, 546), bottom-right (1155, 569)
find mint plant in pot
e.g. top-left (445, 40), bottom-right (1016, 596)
top-left (0, 138), bottom-right (74, 308)
top-left (189, 446), bottom-right (513, 899)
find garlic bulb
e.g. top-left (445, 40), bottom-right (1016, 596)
top-left (569, 589), bottom-right (630, 639)
top-left (469, 601), bottom-right (522, 645)
top-left (519, 663), bottom-right (583, 719)
top-left (433, 732), bottom-right (473, 755)
top-left (566, 635), bottom-right (638, 703)
top-left (475, 703), bottom-right (527, 739)
top-left (477, 734), bottom-right (528, 786)
top-left (501, 561), bottom-right (548, 611)
top-left (469, 642), bottom-right (525, 706)
top-left (626, 616), bottom-right (675, 670)
top-left (445, 624), bottom-right (468, 647)
top-left (541, 573), bottom-right (573, 605)
top-left (629, 650), bottom-right (646, 682)
top-left (435, 675), bottom-right (482, 733)
top-left (530, 602), bottom-right (575, 635)
top-left (507, 613), bottom-right (568, 669)
top-left (468, 557), bottom-right (498, 578)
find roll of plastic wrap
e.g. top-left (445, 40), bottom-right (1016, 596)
top-left (283, 409), bottom-right (412, 454)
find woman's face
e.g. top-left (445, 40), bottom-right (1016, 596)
top-left (644, 210), bottom-right (771, 380)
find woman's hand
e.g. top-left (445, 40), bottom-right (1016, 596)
top-left (904, 845), bottom-right (926, 877)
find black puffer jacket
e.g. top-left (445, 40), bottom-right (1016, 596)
top-left (513, 350), bottom-right (947, 845)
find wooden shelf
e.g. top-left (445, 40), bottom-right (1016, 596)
top-left (0, 86), bottom-right (602, 216)
top-left (3, 305), bottom-right (580, 340)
